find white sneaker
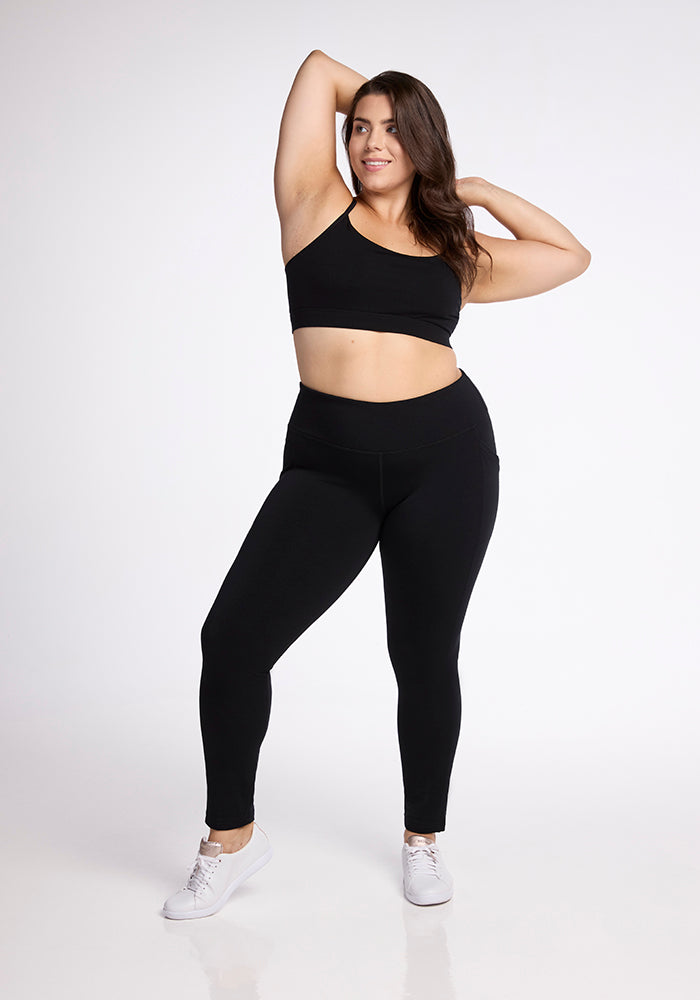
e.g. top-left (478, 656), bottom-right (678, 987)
top-left (402, 835), bottom-right (454, 905)
top-left (162, 822), bottom-right (273, 919)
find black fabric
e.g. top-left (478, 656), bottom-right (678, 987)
top-left (284, 198), bottom-right (462, 348)
top-left (199, 370), bottom-right (499, 833)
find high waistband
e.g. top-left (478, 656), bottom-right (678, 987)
top-left (287, 368), bottom-right (495, 453)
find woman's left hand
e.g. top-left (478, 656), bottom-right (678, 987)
top-left (455, 176), bottom-right (490, 207)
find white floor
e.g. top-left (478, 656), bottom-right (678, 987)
top-left (3, 705), bottom-right (698, 1000)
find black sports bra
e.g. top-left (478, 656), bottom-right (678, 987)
top-left (284, 197), bottom-right (462, 349)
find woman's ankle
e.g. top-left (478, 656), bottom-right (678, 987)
top-left (208, 821), bottom-right (255, 853)
top-left (403, 829), bottom-right (436, 844)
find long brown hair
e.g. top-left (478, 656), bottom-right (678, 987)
top-left (341, 71), bottom-right (492, 295)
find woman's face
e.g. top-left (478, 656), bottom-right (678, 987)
top-left (348, 93), bottom-right (416, 193)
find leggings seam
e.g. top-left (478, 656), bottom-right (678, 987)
top-left (286, 421), bottom-right (481, 456)
top-left (379, 453), bottom-right (385, 512)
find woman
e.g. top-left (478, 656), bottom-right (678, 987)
top-left (162, 49), bottom-right (590, 919)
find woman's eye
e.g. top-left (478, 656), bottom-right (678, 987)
top-left (355, 125), bottom-right (398, 134)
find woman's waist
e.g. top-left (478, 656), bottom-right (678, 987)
top-left (286, 363), bottom-right (495, 453)
top-left (291, 326), bottom-right (460, 403)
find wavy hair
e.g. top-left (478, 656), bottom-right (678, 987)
top-left (341, 71), bottom-right (492, 295)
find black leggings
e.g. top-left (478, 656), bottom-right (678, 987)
top-left (199, 368), bottom-right (499, 833)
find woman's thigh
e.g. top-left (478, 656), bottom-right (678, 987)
top-left (201, 429), bottom-right (382, 671)
top-left (378, 427), bottom-right (500, 659)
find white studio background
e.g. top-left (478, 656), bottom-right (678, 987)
top-left (1, 1), bottom-right (698, 998)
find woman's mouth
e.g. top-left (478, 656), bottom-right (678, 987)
top-left (362, 160), bottom-right (390, 172)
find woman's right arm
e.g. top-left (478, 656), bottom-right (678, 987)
top-left (274, 50), bottom-right (367, 219)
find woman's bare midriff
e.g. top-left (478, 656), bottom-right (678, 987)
top-left (292, 326), bottom-right (462, 402)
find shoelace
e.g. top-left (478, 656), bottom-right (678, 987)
top-left (184, 853), bottom-right (221, 896)
top-left (405, 844), bottom-right (440, 878)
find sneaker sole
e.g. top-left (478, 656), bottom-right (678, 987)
top-left (403, 881), bottom-right (454, 906)
top-left (162, 844), bottom-right (273, 920)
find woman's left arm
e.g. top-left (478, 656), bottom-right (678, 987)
top-left (457, 176), bottom-right (592, 304)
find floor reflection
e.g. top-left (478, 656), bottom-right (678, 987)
top-left (163, 910), bottom-right (273, 999)
top-left (402, 896), bottom-right (457, 999)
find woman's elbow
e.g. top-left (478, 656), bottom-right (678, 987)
top-left (573, 247), bottom-right (592, 275)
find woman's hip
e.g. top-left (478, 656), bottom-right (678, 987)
top-left (286, 368), bottom-right (497, 456)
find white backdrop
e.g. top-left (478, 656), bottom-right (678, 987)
top-left (2, 1), bottom-right (698, 997)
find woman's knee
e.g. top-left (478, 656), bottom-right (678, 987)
top-left (200, 607), bottom-right (282, 684)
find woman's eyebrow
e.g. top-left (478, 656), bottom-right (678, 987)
top-left (353, 117), bottom-right (396, 124)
